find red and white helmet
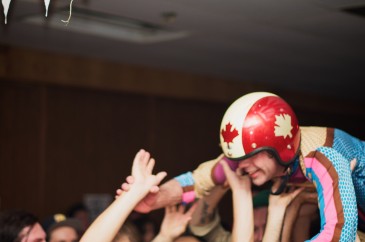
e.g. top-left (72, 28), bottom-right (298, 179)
top-left (220, 92), bottom-right (300, 166)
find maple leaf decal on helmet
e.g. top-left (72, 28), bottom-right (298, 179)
top-left (221, 122), bottom-right (239, 148)
top-left (274, 114), bottom-right (293, 139)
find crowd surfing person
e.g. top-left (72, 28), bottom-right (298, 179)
top-left (125, 92), bottom-right (365, 241)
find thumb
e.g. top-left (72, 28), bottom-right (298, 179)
top-left (156, 171), bottom-right (167, 184)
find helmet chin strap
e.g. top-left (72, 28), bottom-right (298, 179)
top-left (270, 153), bottom-right (298, 195)
top-left (270, 171), bottom-right (289, 195)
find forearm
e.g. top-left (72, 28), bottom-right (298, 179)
top-left (190, 185), bottom-right (229, 226)
top-left (262, 206), bottom-right (286, 242)
top-left (232, 190), bottom-right (254, 242)
top-left (281, 202), bottom-right (301, 242)
top-left (80, 190), bottom-right (147, 242)
top-left (189, 186), bottom-right (229, 240)
top-left (189, 210), bottom-right (231, 242)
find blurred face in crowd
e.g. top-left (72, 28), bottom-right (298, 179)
top-left (253, 206), bottom-right (268, 242)
top-left (48, 226), bottom-right (79, 242)
top-left (73, 210), bottom-right (90, 232)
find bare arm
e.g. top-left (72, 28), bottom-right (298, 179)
top-left (120, 153), bottom-right (237, 215)
top-left (190, 185), bottom-right (229, 227)
top-left (118, 154), bottom-right (229, 214)
top-left (80, 149), bottom-right (167, 242)
top-left (262, 180), bottom-right (304, 242)
top-left (221, 159), bottom-right (254, 242)
top-left (188, 184), bottom-right (230, 242)
top-left (281, 187), bottom-right (317, 242)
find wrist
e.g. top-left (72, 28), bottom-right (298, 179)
top-left (232, 189), bottom-right (252, 199)
top-left (267, 207), bottom-right (286, 219)
top-left (175, 172), bottom-right (196, 204)
top-left (119, 187), bottom-right (148, 203)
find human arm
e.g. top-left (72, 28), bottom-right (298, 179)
top-left (262, 179), bottom-right (304, 242)
top-left (80, 149), bottom-right (167, 242)
top-left (220, 159), bottom-right (253, 242)
top-left (152, 203), bottom-right (197, 242)
top-left (281, 184), bottom-right (318, 242)
top-left (303, 150), bottom-right (358, 241)
top-left (124, 178), bottom-right (184, 213)
top-left (120, 154), bottom-right (236, 213)
top-left (188, 184), bottom-right (231, 242)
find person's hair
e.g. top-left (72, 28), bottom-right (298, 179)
top-left (0, 209), bottom-right (39, 242)
top-left (113, 220), bottom-right (141, 242)
top-left (66, 202), bottom-right (89, 218)
top-left (131, 214), bottom-right (159, 242)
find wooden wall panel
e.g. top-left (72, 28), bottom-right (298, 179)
top-left (40, 87), bottom-right (231, 224)
top-left (43, 87), bottom-right (153, 215)
top-left (150, 96), bottom-right (225, 176)
top-left (0, 82), bottom-right (45, 214)
top-left (0, 46), bottom-right (260, 104)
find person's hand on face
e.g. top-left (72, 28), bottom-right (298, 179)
top-left (220, 159), bottom-right (251, 192)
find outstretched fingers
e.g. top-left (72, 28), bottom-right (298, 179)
top-left (132, 149), bottom-right (150, 176)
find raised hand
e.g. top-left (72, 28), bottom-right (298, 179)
top-left (128, 149), bottom-right (167, 195)
top-left (220, 159), bottom-right (254, 242)
top-left (153, 203), bottom-right (198, 241)
top-left (80, 149), bottom-right (167, 242)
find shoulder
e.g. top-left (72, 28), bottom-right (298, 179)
top-left (300, 126), bottom-right (334, 156)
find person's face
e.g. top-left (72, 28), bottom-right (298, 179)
top-left (73, 210), bottom-right (90, 231)
top-left (253, 206), bottom-right (267, 242)
top-left (19, 223), bottom-right (46, 242)
top-left (237, 151), bottom-right (285, 186)
top-left (48, 226), bottom-right (79, 242)
top-left (143, 223), bottom-right (156, 242)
